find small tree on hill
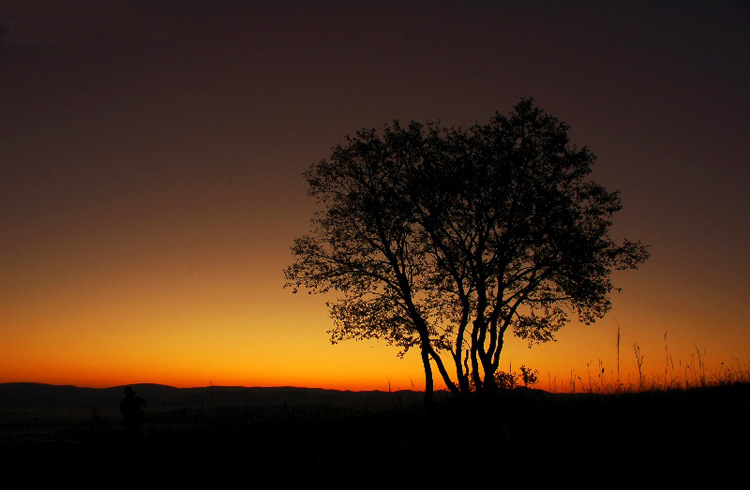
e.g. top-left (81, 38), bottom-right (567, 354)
top-left (284, 99), bottom-right (649, 403)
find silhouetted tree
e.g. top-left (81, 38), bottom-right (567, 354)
top-left (284, 99), bottom-right (649, 403)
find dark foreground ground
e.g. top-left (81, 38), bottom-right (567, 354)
top-left (1, 383), bottom-right (748, 488)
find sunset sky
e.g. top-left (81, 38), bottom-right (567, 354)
top-left (2, 0), bottom-right (748, 392)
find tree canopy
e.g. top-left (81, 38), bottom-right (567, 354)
top-left (284, 99), bottom-right (650, 402)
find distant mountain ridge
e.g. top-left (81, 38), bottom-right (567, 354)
top-left (0, 382), bottom-right (425, 411)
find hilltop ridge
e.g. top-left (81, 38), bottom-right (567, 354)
top-left (0, 382), bottom-right (426, 411)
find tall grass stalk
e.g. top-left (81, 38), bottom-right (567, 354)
top-left (615, 323), bottom-right (622, 392)
top-left (664, 332), bottom-right (669, 390)
top-left (634, 343), bottom-right (645, 391)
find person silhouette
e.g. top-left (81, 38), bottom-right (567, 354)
top-left (120, 386), bottom-right (146, 440)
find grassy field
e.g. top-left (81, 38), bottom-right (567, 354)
top-left (1, 382), bottom-right (748, 489)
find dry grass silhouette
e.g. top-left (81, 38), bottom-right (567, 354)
top-left (538, 328), bottom-right (750, 395)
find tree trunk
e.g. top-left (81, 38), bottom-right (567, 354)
top-left (482, 370), bottom-right (498, 398)
top-left (421, 344), bottom-right (434, 406)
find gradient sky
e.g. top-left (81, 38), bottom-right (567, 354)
top-left (2, 0), bottom-right (748, 391)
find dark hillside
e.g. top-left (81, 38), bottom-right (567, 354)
top-left (0, 382), bottom-right (424, 412)
top-left (1, 383), bottom-right (747, 488)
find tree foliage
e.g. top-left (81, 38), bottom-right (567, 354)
top-left (284, 99), bottom-right (649, 401)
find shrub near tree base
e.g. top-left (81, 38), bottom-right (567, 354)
top-left (285, 99), bottom-right (649, 403)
